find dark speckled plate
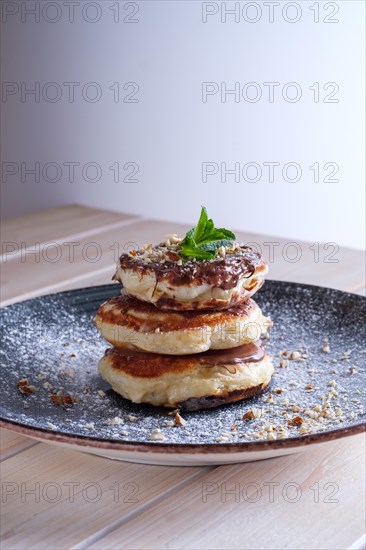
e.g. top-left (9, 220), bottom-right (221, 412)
top-left (1, 282), bottom-right (365, 465)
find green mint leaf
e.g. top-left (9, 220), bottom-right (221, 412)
top-left (198, 239), bottom-right (234, 252)
top-left (197, 228), bottom-right (235, 245)
top-left (180, 244), bottom-right (215, 260)
top-left (179, 207), bottom-right (236, 260)
top-left (193, 206), bottom-right (208, 242)
top-left (180, 228), bottom-right (194, 248)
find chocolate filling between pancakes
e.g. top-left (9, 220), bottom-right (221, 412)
top-left (105, 341), bottom-right (265, 378)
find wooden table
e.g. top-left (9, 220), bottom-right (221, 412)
top-left (1, 205), bottom-right (365, 550)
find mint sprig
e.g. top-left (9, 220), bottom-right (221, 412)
top-left (179, 207), bottom-right (236, 260)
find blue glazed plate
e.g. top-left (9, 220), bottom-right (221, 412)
top-left (1, 281), bottom-right (365, 465)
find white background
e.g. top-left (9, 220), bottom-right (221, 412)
top-left (1, 0), bottom-right (365, 249)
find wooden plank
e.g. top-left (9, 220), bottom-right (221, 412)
top-left (87, 435), bottom-right (366, 550)
top-left (232, 228), bottom-right (365, 293)
top-left (0, 220), bottom-right (158, 306)
top-left (0, 443), bottom-right (212, 550)
top-left (0, 428), bottom-right (38, 461)
top-left (1, 205), bottom-right (141, 262)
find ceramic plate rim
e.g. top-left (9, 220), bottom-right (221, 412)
top-left (1, 418), bottom-right (364, 455)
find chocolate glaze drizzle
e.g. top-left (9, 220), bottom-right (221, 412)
top-left (117, 245), bottom-right (265, 291)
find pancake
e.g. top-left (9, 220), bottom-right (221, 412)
top-left (98, 344), bottom-right (274, 410)
top-left (113, 240), bottom-right (267, 311)
top-left (94, 293), bottom-right (271, 355)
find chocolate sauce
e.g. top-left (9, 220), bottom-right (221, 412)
top-left (118, 246), bottom-right (264, 291)
top-left (106, 341), bottom-right (264, 366)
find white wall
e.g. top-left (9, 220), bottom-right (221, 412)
top-left (1, 0), bottom-right (365, 249)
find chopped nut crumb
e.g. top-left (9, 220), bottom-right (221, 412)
top-left (288, 415), bottom-right (304, 426)
top-left (215, 435), bottom-right (230, 442)
top-left (85, 422), bottom-right (95, 430)
top-left (174, 412), bottom-right (186, 427)
top-left (97, 390), bottom-right (106, 398)
top-left (149, 429), bottom-right (165, 441)
top-left (168, 409), bottom-right (180, 416)
top-left (50, 394), bottom-right (80, 406)
top-left (17, 379), bottom-right (38, 394)
top-left (304, 409), bottom-right (319, 419)
top-left (322, 342), bottom-right (330, 353)
top-left (107, 416), bottom-right (124, 425)
top-left (243, 407), bottom-right (263, 420)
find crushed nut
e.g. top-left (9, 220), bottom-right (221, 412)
top-left (288, 415), bottom-right (304, 426)
top-left (168, 409), bottom-right (180, 416)
top-left (174, 412), bottom-right (186, 427)
top-left (166, 251), bottom-right (180, 261)
top-left (107, 416), bottom-right (124, 425)
top-left (17, 379), bottom-right (38, 394)
top-left (322, 342), bottom-right (330, 353)
top-left (50, 394), bottom-right (80, 406)
top-left (215, 435), bottom-right (230, 442)
top-left (149, 429), bottom-right (165, 441)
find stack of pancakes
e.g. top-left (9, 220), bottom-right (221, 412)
top-left (94, 237), bottom-right (274, 411)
